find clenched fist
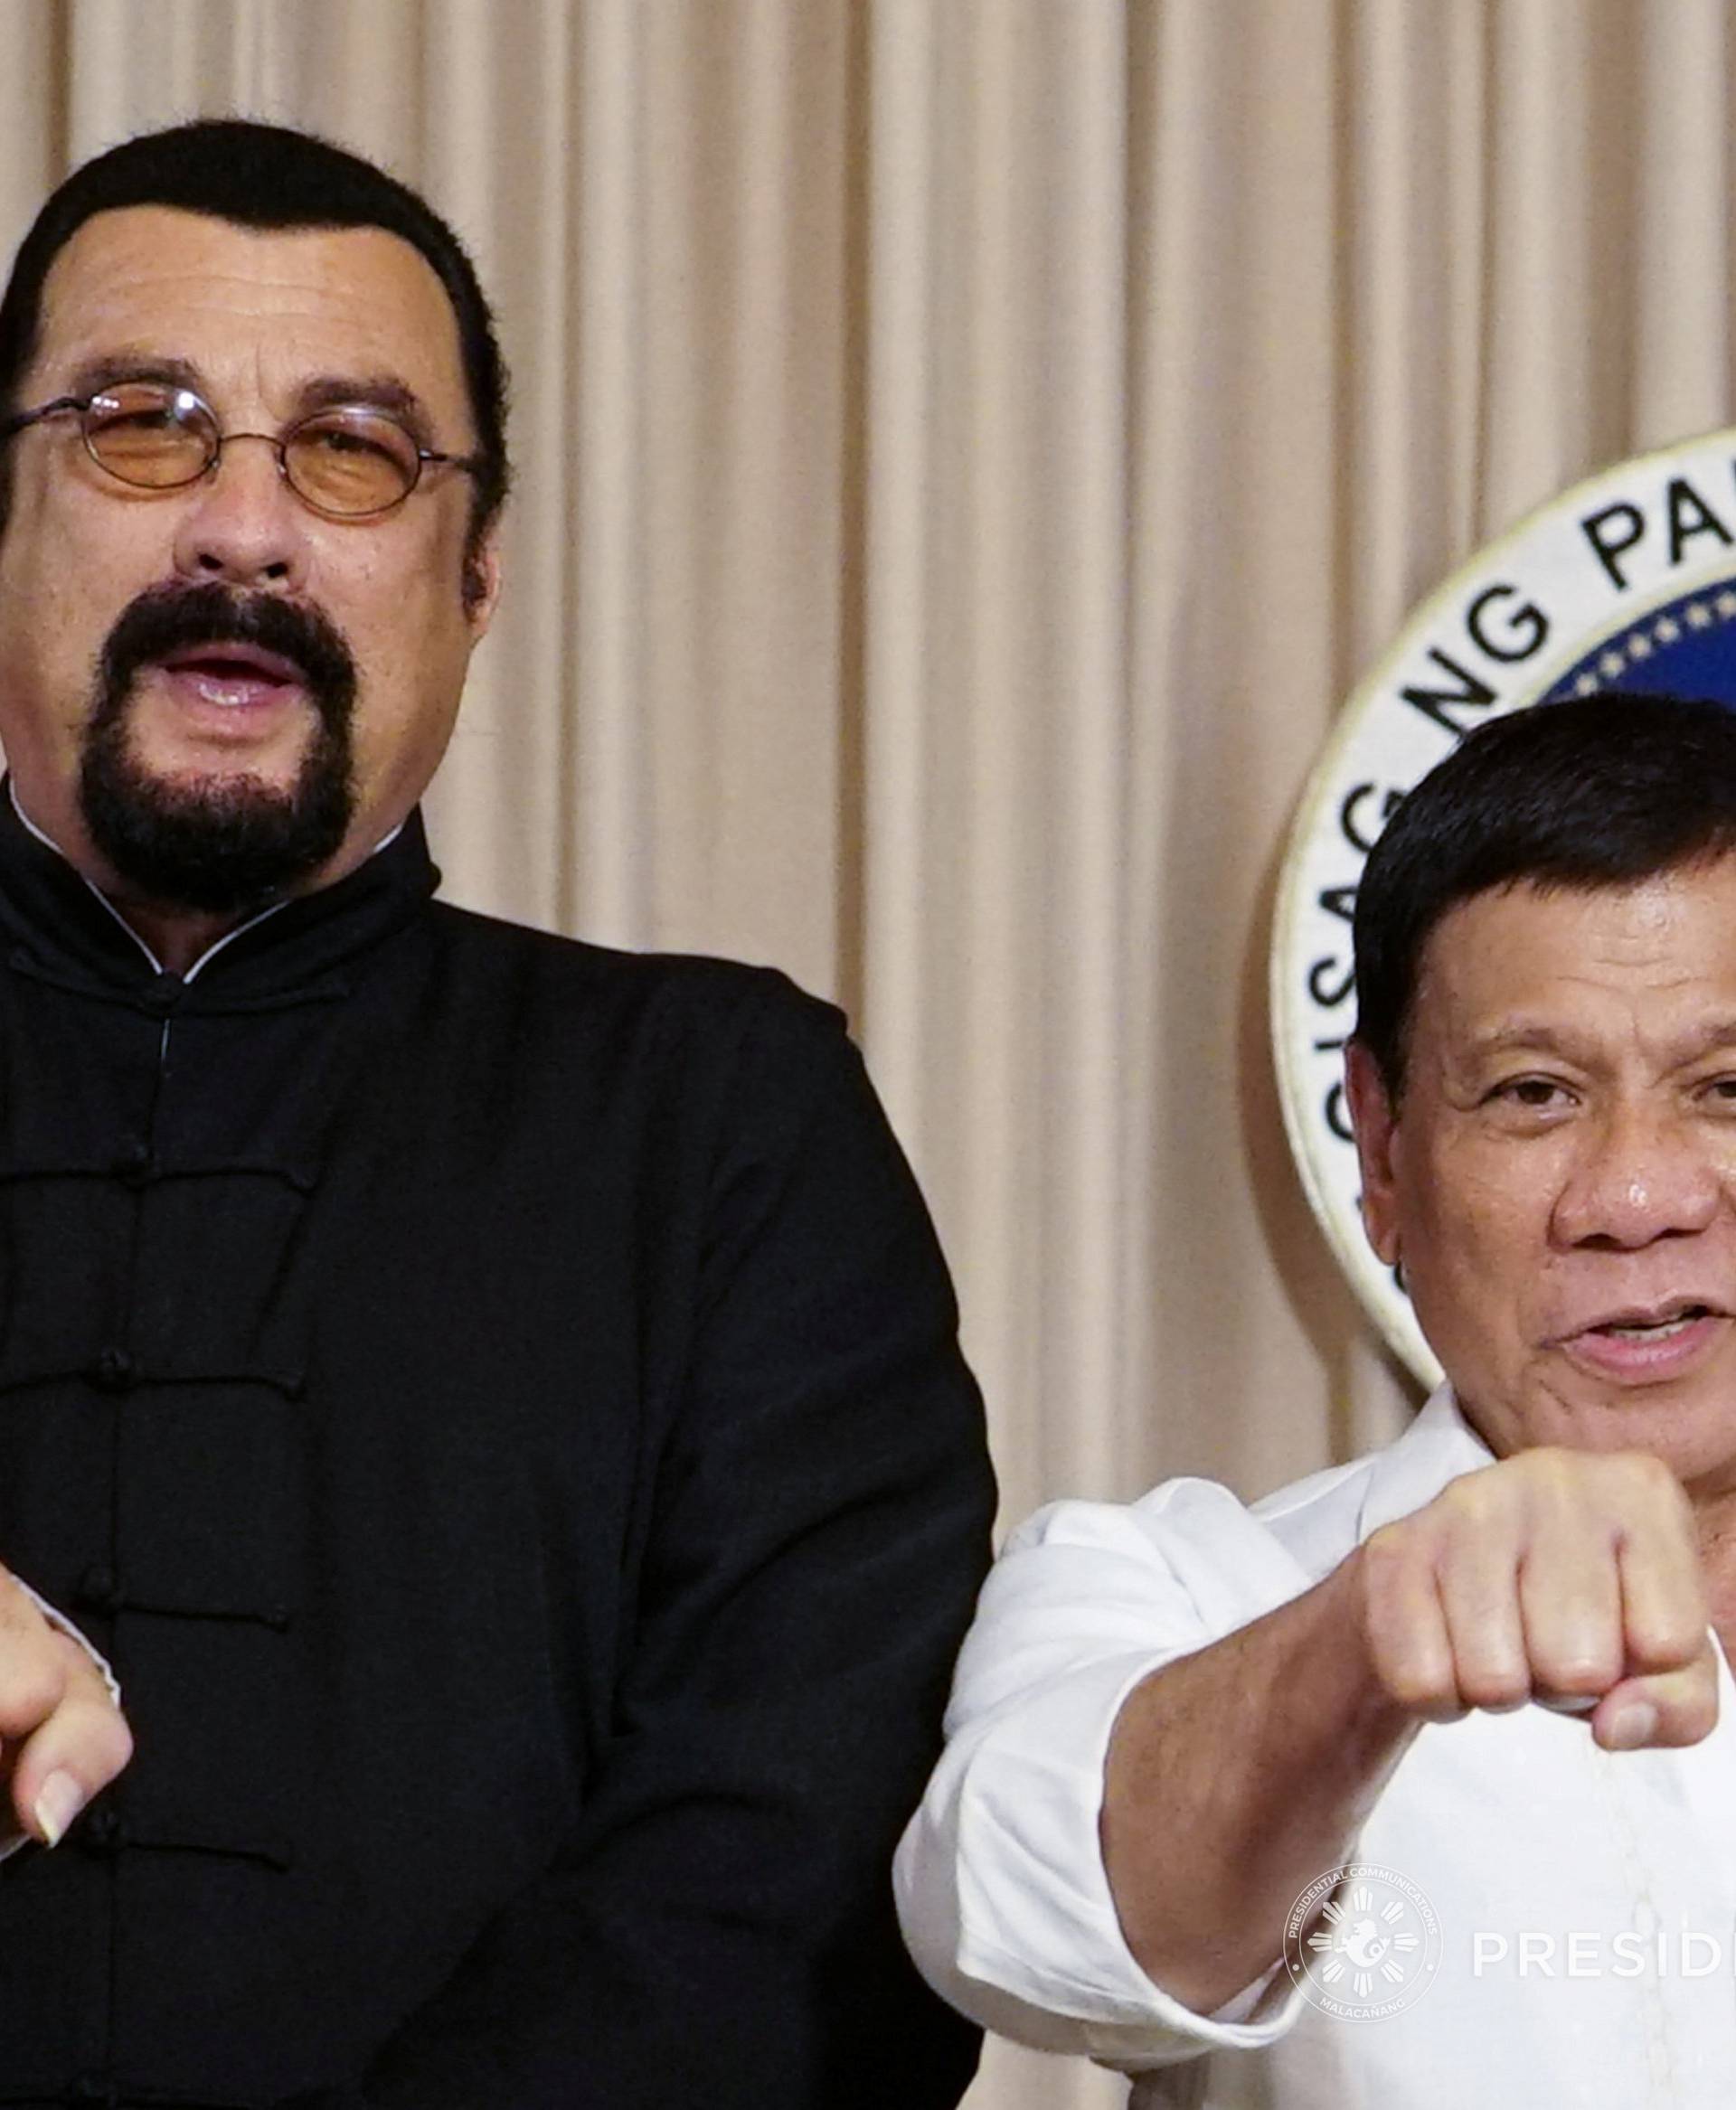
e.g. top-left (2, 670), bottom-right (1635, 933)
top-left (1354, 1446), bottom-right (1715, 1750)
top-left (0, 1568), bottom-right (132, 1848)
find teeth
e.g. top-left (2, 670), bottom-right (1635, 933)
top-left (186, 674), bottom-right (255, 707)
top-left (1603, 1314), bottom-right (1703, 1341)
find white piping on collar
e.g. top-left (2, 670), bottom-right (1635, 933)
top-left (6, 782), bottom-right (404, 985)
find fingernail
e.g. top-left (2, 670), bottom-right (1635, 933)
top-left (33, 1770), bottom-right (85, 1848)
top-left (1603, 1702), bottom-right (1658, 1752)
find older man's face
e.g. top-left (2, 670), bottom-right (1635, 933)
top-left (0, 204), bottom-right (499, 905)
top-left (1348, 859), bottom-right (1736, 1502)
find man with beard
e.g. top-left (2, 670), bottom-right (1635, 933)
top-left (0, 119), bottom-right (994, 2109)
top-left (79, 582), bottom-right (356, 915)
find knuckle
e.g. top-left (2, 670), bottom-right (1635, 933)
top-left (1533, 1648), bottom-right (1618, 1698)
top-left (1456, 1664), bottom-right (1529, 1712)
top-left (1377, 1656), bottom-right (1454, 1717)
top-left (0, 1650), bottom-right (64, 1729)
top-left (1377, 1665), bottom-right (1430, 1712)
top-left (1602, 1447), bottom-right (1689, 1516)
top-left (1516, 1445), bottom-right (1574, 1487)
top-left (90, 1707), bottom-right (133, 1779)
top-left (1361, 1521), bottom-right (1411, 1573)
top-left (1628, 1447), bottom-right (1678, 1490)
top-left (50, 1630), bottom-right (107, 1689)
top-left (41, 1694), bottom-right (132, 1789)
top-left (1629, 1612), bottom-right (1705, 1671)
top-left (1434, 1469), bottom-right (1498, 1527)
top-left (1356, 1527), bottom-right (1421, 1609)
top-left (1615, 1448), bottom-right (1677, 1495)
top-left (1432, 1462), bottom-right (1534, 1549)
top-left (0, 1572), bottom-right (41, 1644)
top-left (51, 1649), bottom-right (129, 1758)
top-left (1515, 1446), bottom-right (1606, 1520)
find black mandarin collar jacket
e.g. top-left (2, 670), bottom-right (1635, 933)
top-left (0, 790), bottom-right (994, 2110)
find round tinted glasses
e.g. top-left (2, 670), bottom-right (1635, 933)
top-left (0, 378), bottom-right (483, 520)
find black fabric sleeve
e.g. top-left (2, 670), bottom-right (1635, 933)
top-left (279, 991), bottom-right (996, 2110)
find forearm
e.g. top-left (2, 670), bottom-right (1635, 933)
top-left (1100, 1547), bottom-right (1418, 2011)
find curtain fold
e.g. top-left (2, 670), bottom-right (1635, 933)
top-left (0, 5), bottom-right (1731, 2104)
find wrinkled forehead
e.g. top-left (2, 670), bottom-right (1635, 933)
top-left (1411, 862), bottom-right (1736, 1040)
top-left (28, 204), bottom-right (473, 438)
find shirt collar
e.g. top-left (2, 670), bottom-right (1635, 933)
top-left (0, 775), bottom-right (439, 1009)
top-left (5, 783), bottom-right (413, 983)
top-left (1358, 1383), bottom-right (1497, 1537)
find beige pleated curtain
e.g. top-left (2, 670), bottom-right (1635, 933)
top-left (2, 3), bottom-right (1734, 2105)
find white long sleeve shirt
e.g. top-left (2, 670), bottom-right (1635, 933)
top-left (894, 1389), bottom-right (1736, 2109)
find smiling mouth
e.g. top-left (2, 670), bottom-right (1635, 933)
top-left (1552, 1300), bottom-right (1728, 1380)
top-left (1563, 1297), bottom-right (1728, 1349)
top-left (1593, 1307), bottom-right (1714, 1342)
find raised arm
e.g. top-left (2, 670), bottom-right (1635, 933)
top-left (901, 1443), bottom-right (1716, 2059)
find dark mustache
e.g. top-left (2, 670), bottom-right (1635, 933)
top-left (98, 582), bottom-right (357, 724)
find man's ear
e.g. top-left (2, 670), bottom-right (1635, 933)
top-left (1344, 1039), bottom-right (1402, 1268)
top-left (461, 527), bottom-right (504, 633)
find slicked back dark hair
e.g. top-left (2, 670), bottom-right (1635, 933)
top-left (0, 117), bottom-right (510, 554)
top-left (1354, 692), bottom-right (1736, 1097)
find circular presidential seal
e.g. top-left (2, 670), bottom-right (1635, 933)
top-left (1283, 1860), bottom-right (1441, 2021)
top-left (1272, 428), bottom-right (1736, 1384)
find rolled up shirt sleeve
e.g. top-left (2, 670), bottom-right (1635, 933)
top-left (894, 1482), bottom-right (1320, 2069)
